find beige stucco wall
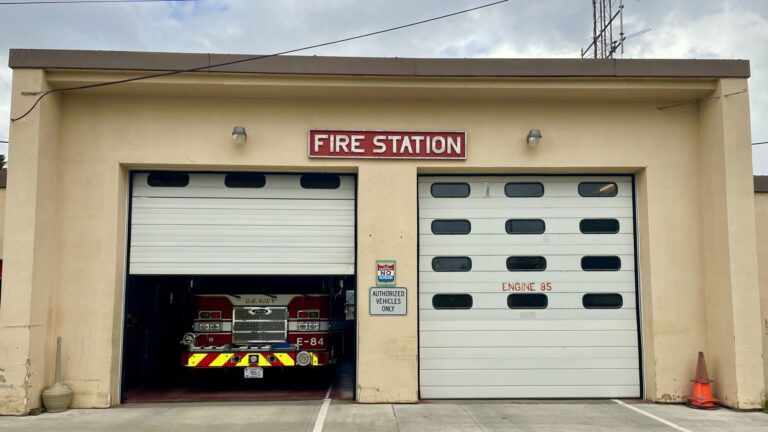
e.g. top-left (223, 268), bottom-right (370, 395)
top-left (757, 192), bottom-right (768, 395)
top-left (0, 68), bottom-right (763, 412)
top-left (0, 185), bottom-right (5, 258)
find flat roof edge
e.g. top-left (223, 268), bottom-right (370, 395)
top-left (8, 49), bottom-right (751, 78)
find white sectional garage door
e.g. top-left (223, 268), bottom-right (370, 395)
top-left (418, 175), bottom-right (640, 399)
top-left (129, 172), bottom-right (355, 275)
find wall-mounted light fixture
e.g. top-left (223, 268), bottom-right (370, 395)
top-left (527, 129), bottom-right (542, 147)
top-left (232, 126), bottom-right (247, 144)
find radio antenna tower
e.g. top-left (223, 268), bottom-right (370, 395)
top-left (581, 0), bottom-right (626, 58)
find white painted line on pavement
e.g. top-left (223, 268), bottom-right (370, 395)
top-left (612, 399), bottom-right (693, 432)
top-left (312, 384), bottom-right (333, 432)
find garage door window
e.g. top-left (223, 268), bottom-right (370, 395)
top-left (225, 173), bottom-right (266, 188)
top-left (507, 293), bottom-right (548, 309)
top-left (581, 256), bottom-right (621, 271)
top-left (506, 256), bottom-right (547, 271)
top-left (431, 219), bottom-right (472, 235)
top-left (580, 219), bottom-right (620, 234)
top-left (147, 172), bottom-right (189, 187)
top-left (431, 183), bottom-right (470, 198)
top-left (432, 294), bottom-right (473, 309)
top-left (506, 219), bottom-right (546, 234)
top-left (578, 182), bottom-right (618, 197)
top-left (583, 293), bottom-right (623, 309)
top-left (505, 182), bottom-right (544, 197)
top-left (300, 174), bottom-right (341, 189)
top-left (432, 257), bottom-right (472, 272)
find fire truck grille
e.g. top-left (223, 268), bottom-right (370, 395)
top-left (232, 307), bottom-right (288, 343)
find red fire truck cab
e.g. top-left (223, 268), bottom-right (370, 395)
top-left (181, 292), bottom-right (345, 375)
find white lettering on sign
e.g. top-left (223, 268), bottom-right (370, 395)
top-left (369, 287), bottom-right (407, 316)
top-left (351, 135), bottom-right (365, 153)
top-left (373, 136), bottom-right (387, 153)
top-left (334, 134), bottom-right (350, 153)
top-left (313, 134), bottom-right (328, 153)
top-left (309, 130), bottom-right (467, 159)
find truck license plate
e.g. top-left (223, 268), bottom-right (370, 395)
top-left (244, 367), bottom-right (264, 379)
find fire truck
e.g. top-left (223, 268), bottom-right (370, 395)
top-left (180, 288), bottom-right (346, 378)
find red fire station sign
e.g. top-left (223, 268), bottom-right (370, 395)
top-left (309, 130), bottom-right (467, 159)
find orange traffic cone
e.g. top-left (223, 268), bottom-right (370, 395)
top-left (687, 351), bottom-right (719, 410)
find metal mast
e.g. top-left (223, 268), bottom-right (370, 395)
top-left (581, 0), bottom-right (625, 59)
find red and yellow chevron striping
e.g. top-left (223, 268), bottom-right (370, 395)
top-left (182, 352), bottom-right (326, 368)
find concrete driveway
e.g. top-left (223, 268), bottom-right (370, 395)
top-left (0, 400), bottom-right (766, 432)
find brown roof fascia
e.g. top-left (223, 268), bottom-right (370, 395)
top-left (756, 176), bottom-right (768, 193)
top-left (8, 49), bottom-right (751, 78)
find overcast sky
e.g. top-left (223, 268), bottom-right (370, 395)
top-left (0, 0), bottom-right (766, 173)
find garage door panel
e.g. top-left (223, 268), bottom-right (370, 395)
top-left (420, 308), bottom-right (637, 321)
top-left (419, 218), bottom-right (634, 235)
top-left (133, 226), bottom-right (353, 239)
top-left (133, 173), bottom-right (355, 200)
top-left (420, 330), bottom-right (638, 348)
top-left (420, 233), bottom-right (635, 246)
top-left (131, 250), bottom-right (354, 263)
top-left (131, 216), bottom-right (353, 228)
top-left (419, 244), bottom-right (636, 256)
top-left (130, 173), bottom-right (355, 275)
top-left (420, 271), bottom-right (636, 283)
top-left (129, 262), bottom-right (355, 275)
top-left (420, 346), bottom-right (639, 360)
top-left (421, 369), bottom-right (639, 387)
top-left (419, 197), bottom-right (631, 210)
top-left (131, 223), bottom-right (354, 238)
top-left (419, 319), bottom-right (638, 331)
top-left (133, 196), bottom-right (355, 211)
top-left (419, 255), bottom-right (635, 272)
top-left (132, 216), bottom-right (354, 227)
top-left (419, 281), bottom-right (637, 294)
top-left (420, 207), bottom-right (634, 219)
top-left (418, 175), bottom-right (640, 399)
top-left (133, 212), bottom-right (354, 226)
top-left (420, 386), bottom-right (640, 399)
top-left (418, 178), bottom-right (633, 198)
top-left (419, 293), bottom-right (636, 310)
top-left (420, 358), bottom-right (639, 370)
top-left (132, 236), bottom-right (354, 248)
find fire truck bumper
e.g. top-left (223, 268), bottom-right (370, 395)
top-left (182, 351), bottom-right (329, 368)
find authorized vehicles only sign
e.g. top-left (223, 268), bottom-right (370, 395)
top-left (369, 287), bottom-right (407, 316)
top-left (309, 130), bottom-right (466, 159)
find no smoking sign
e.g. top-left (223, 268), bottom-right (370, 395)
top-left (376, 260), bottom-right (396, 286)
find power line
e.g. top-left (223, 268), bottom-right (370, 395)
top-left (0, 0), bottom-right (194, 5)
top-left (0, 140), bottom-right (8, 144)
top-left (0, 73), bottom-right (10, 90)
top-left (657, 89), bottom-right (748, 111)
top-left (754, 141), bottom-right (768, 146)
top-left (11, 0), bottom-right (510, 122)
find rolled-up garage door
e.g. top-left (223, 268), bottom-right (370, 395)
top-left (129, 172), bottom-right (355, 275)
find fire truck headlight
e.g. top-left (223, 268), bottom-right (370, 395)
top-left (296, 351), bottom-right (312, 367)
top-left (298, 323), bottom-right (308, 331)
top-left (308, 322), bottom-right (320, 331)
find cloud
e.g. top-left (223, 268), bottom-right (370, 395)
top-left (624, 3), bottom-right (768, 173)
top-left (0, 0), bottom-right (765, 172)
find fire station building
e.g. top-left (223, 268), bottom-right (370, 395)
top-left (0, 49), bottom-right (766, 414)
